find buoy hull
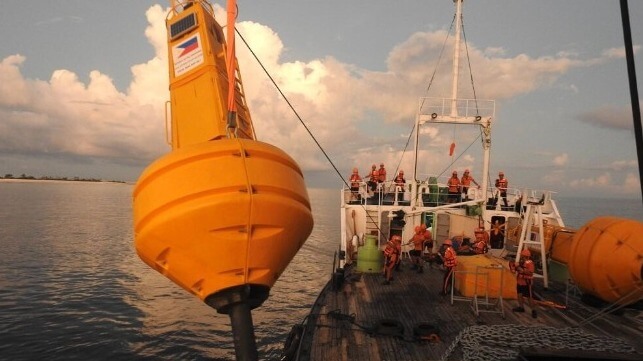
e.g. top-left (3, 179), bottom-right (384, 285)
top-left (568, 217), bottom-right (643, 305)
top-left (133, 139), bottom-right (314, 302)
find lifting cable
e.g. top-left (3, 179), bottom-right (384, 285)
top-left (235, 28), bottom-right (351, 191)
top-left (236, 28), bottom-right (385, 234)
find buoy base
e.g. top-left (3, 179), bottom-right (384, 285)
top-left (205, 285), bottom-right (268, 361)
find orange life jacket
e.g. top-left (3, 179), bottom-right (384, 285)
top-left (370, 169), bottom-right (379, 182)
top-left (496, 178), bottom-right (508, 191)
top-left (384, 241), bottom-right (398, 257)
top-left (444, 246), bottom-right (457, 267)
top-left (516, 259), bottom-right (534, 285)
top-left (378, 168), bottom-right (387, 182)
top-left (350, 174), bottom-right (361, 187)
top-left (447, 177), bottom-right (460, 192)
top-left (474, 240), bottom-right (487, 254)
top-left (412, 234), bottom-right (424, 251)
top-left (394, 175), bottom-right (405, 186)
top-left (461, 175), bottom-right (474, 187)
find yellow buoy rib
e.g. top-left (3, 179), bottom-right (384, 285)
top-left (134, 139), bottom-right (313, 303)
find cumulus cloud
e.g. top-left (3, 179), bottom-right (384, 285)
top-left (0, 4), bottom-right (626, 181)
top-left (569, 171), bottom-right (641, 196)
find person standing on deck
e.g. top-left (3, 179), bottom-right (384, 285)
top-left (349, 167), bottom-right (362, 201)
top-left (422, 224), bottom-right (433, 257)
top-left (511, 248), bottom-right (537, 318)
top-left (495, 171), bottom-right (509, 208)
top-left (440, 239), bottom-right (457, 295)
top-left (460, 169), bottom-right (479, 201)
top-left (383, 235), bottom-right (402, 285)
top-left (447, 171), bottom-right (461, 203)
top-left (378, 163), bottom-right (387, 183)
top-left (408, 226), bottom-right (425, 273)
top-left (394, 170), bottom-right (405, 187)
top-left (368, 164), bottom-right (379, 192)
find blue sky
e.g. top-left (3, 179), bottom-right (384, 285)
top-left (0, 0), bottom-right (641, 200)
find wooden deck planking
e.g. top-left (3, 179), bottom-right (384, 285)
top-left (297, 257), bottom-right (643, 361)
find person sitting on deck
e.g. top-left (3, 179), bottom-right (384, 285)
top-left (408, 226), bottom-right (425, 273)
top-left (473, 227), bottom-right (489, 254)
top-left (440, 239), bottom-right (457, 296)
top-left (383, 235), bottom-right (402, 285)
top-left (447, 171), bottom-right (461, 203)
top-left (348, 167), bottom-right (362, 202)
top-left (460, 169), bottom-right (479, 201)
top-left (510, 248), bottom-right (537, 318)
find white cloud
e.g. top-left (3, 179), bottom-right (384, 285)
top-left (553, 153), bottom-right (568, 166)
top-left (0, 5), bottom-right (630, 184)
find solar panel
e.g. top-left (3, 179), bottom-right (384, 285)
top-left (170, 13), bottom-right (197, 40)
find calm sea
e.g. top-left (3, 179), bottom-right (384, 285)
top-left (0, 182), bottom-right (641, 360)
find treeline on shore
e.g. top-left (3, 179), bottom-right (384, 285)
top-left (1, 173), bottom-right (125, 184)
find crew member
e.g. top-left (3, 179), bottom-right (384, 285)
top-left (495, 171), bottom-right (509, 208)
top-left (383, 235), bottom-right (402, 285)
top-left (408, 226), bottom-right (425, 273)
top-left (447, 171), bottom-right (461, 203)
top-left (422, 224), bottom-right (433, 256)
top-left (473, 227), bottom-right (489, 254)
top-left (440, 239), bottom-right (457, 295)
top-left (368, 164), bottom-right (379, 192)
top-left (460, 169), bottom-right (479, 201)
top-left (394, 170), bottom-right (405, 187)
top-left (511, 248), bottom-right (537, 318)
top-left (349, 167), bottom-right (362, 201)
top-left (378, 163), bottom-right (387, 183)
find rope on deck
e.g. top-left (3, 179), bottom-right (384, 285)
top-left (440, 324), bottom-right (638, 361)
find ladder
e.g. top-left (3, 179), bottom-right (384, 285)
top-left (515, 203), bottom-right (549, 287)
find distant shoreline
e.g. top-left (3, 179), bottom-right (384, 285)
top-left (0, 179), bottom-right (131, 185)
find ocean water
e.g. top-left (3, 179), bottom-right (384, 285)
top-left (0, 182), bottom-right (640, 360)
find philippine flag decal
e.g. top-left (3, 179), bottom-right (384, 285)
top-left (172, 33), bottom-right (204, 76)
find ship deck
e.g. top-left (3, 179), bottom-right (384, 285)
top-left (291, 256), bottom-right (642, 361)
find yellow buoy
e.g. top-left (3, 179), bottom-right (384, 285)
top-left (133, 138), bottom-right (313, 307)
top-left (568, 217), bottom-right (643, 305)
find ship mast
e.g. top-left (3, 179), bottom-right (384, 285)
top-left (450, 0), bottom-right (463, 118)
top-left (413, 0), bottom-right (494, 203)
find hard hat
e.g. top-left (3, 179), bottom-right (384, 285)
top-left (499, 171), bottom-right (504, 176)
top-left (380, 163), bottom-right (385, 167)
top-left (372, 164), bottom-right (377, 169)
top-left (465, 169), bottom-right (470, 173)
top-left (400, 170), bottom-right (404, 174)
top-left (452, 170), bottom-right (457, 175)
top-left (443, 239), bottom-right (452, 246)
top-left (352, 167), bottom-right (358, 173)
top-left (520, 248), bottom-right (531, 257)
top-left (415, 225), bottom-right (421, 233)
